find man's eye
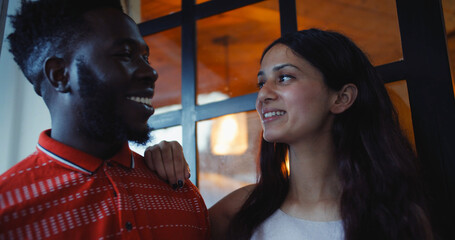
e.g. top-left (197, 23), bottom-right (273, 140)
top-left (116, 52), bottom-right (132, 59)
top-left (143, 55), bottom-right (150, 64)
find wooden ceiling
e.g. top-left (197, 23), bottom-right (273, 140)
top-left (139, 0), bottom-right (455, 108)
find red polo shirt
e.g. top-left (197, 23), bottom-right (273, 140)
top-left (0, 130), bottom-right (209, 239)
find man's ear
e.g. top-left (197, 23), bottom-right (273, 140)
top-left (330, 83), bottom-right (358, 114)
top-left (44, 57), bottom-right (70, 93)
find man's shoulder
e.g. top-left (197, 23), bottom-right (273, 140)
top-left (0, 151), bottom-right (57, 219)
top-left (0, 151), bottom-right (47, 184)
top-left (129, 151), bottom-right (206, 202)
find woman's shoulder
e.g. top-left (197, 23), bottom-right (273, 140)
top-left (209, 184), bottom-right (256, 219)
top-left (211, 184), bottom-right (256, 210)
top-left (209, 184), bottom-right (256, 239)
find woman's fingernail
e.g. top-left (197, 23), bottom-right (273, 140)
top-left (178, 180), bottom-right (183, 188)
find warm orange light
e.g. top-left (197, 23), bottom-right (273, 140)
top-left (211, 113), bottom-right (248, 155)
top-left (285, 150), bottom-right (290, 175)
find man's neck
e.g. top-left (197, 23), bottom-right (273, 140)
top-left (50, 127), bottom-right (124, 160)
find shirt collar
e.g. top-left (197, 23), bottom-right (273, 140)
top-left (37, 129), bottom-right (135, 175)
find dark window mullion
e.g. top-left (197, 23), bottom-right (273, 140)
top-left (375, 60), bottom-right (406, 83)
top-left (278, 0), bottom-right (297, 35)
top-left (147, 110), bottom-right (182, 129)
top-left (395, 0), bottom-right (455, 238)
top-left (181, 0), bottom-right (198, 185)
top-left (138, 0), bottom-right (264, 36)
top-left (195, 0), bottom-right (264, 20)
top-left (139, 12), bottom-right (182, 36)
top-left (195, 93), bottom-right (258, 121)
top-left (0, 0), bottom-right (9, 56)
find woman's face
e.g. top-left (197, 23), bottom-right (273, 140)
top-left (256, 44), bottom-right (337, 145)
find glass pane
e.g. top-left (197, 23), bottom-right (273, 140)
top-left (385, 80), bottom-right (415, 149)
top-left (197, 111), bottom-right (262, 208)
top-left (442, 0), bottom-right (455, 93)
top-left (296, 0), bottom-right (403, 66)
top-left (141, 0), bottom-right (180, 22)
top-left (143, 27), bottom-right (182, 111)
top-left (196, 0), bottom-right (211, 4)
top-left (196, 1), bottom-right (281, 105)
top-left (129, 125), bottom-right (183, 156)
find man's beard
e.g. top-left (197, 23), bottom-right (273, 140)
top-left (76, 61), bottom-right (151, 145)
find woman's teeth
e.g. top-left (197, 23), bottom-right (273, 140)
top-left (264, 111), bottom-right (285, 118)
top-left (127, 96), bottom-right (152, 107)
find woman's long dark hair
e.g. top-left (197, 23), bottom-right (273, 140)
top-left (228, 29), bottom-right (432, 240)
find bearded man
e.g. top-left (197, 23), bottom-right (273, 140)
top-left (0, 0), bottom-right (209, 239)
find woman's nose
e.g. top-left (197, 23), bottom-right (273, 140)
top-left (257, 81), bottom-right (277, 104)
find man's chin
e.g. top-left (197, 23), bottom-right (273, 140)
top-left (128, 136), bottom-right (150, 145)
top-left (127, 127), bottom-right (152, 145)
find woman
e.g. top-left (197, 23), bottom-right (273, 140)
top-left (147, 29), bottom-right (433, 240)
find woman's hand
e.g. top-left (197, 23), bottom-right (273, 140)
top-left (144, 141), bottom-right (190, 189)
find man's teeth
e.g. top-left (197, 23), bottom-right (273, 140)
top-left (264, 111), bottom-right (285, 118)
top-left (127, 96), bottom-right (152, 106)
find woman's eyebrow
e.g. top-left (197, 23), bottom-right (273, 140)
top-left (273, 63), bottom-right (301, 71)
top-left (257, 63), bottom-right (301, 77)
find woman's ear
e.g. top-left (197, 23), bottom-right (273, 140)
top-left (330, 83), bottom-right (358, 114)
top-left (44, 57), bottom-right (70, 93)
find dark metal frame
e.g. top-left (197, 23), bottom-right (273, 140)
top-left (138, 0), bottom-right (264, 184)
top-left (0, 0), bottom-right (9, 59)
top-left (395, 1), bottom-right (455, 238)
top-left (139, 0), bottom-right (455, 238)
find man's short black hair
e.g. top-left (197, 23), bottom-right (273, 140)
top-left (7, 0), bottom-right (123, 96)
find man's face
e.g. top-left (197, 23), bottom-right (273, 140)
top-left (70, 8), bottom-right (157, 145)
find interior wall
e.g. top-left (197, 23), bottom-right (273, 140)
top-left (0, 0), bottom-right (51, 174)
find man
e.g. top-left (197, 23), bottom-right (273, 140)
top-left (0, 0), bottom-right (209, 239)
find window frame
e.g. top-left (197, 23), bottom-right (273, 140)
top-left (0, 0), bottom-right (9, 59)
top-left (139, 1), bottom-right (455, 238)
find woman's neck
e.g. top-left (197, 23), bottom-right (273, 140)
top-left (281, 137), bottom-right (341, 221)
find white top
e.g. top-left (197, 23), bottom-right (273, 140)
top-left (251, 209), bottom-right (344, 240)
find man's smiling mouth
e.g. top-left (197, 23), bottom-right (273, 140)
top-left (127, 96), bottom-right (153, 107)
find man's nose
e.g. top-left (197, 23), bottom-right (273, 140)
top-left (136, 63), bottom-right (158, 87)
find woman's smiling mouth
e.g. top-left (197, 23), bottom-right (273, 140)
top-left (262, 110), bottom-right (286, 122)
top-left (263, 111), bottom-right (286, 118)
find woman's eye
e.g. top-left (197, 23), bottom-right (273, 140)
top-left (279, 74), bottom-right (293, 82)
top-left (257, 81), bottom-right (265, 89)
